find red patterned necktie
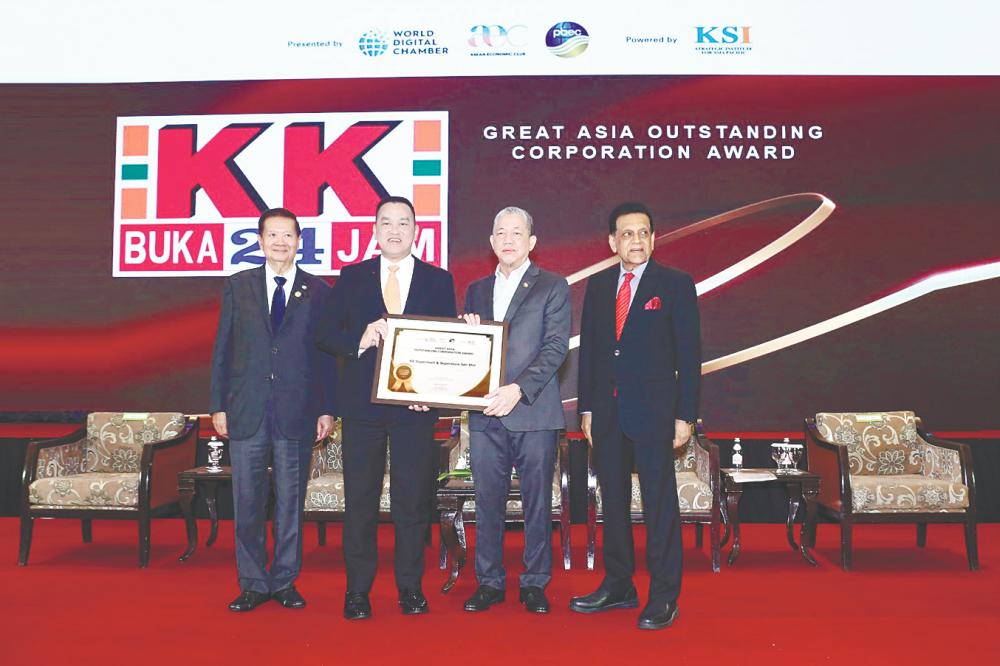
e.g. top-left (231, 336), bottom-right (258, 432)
top-left (615, 272), bottom-right (634, 341)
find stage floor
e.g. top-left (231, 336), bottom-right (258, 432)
top-left (2, 518), bottom-right (997, 663)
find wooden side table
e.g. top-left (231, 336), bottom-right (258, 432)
top-left (436, 476), bottom-right (521, 593)
top-left (719, 468), bottom-right (820, 567)
top-left (177, 466), bottom-right (232, 561)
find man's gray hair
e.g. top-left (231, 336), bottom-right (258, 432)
top-left (493, 206), bottom-right (533, 234)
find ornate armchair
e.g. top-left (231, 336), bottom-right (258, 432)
top-left (19, 412), bottom-right (198, 567)
top-left (441, 414), bottom-right (573, 569)
top-left (305, 416), bottom-right (461, 544)
top-left (586, 420), bottom-right (722, 573)
top-left (805, 411), bottom-right (977, 570)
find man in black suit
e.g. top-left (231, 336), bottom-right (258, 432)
top-left (459, 206), bottom-right (570, 614)
top-left (570, 202), bottom-right (701, 630)
top-left (317, 196), bottom-right (456, 619)
top-left (209, 207), bottom-right (337, 612)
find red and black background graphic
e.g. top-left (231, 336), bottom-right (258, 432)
top-left (1, 75), bottom-right (997, 431)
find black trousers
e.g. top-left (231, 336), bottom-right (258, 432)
top-left (341, 417), bottom-right (437, 594)
top-left (592, 402), bottom-right (683, 605)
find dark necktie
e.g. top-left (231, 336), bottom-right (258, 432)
top-left (271, 276), bottom-right (287, 332)
top-left (615, 272), bottom-right (634, 341)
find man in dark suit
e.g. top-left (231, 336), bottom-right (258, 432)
top-left (209, 207), bottom-right (337, 612)
top-left (317, 196), bottom-right (456, 619)
top-left (570, 202), bottom-right (701, 630)
top-left (459, 206), bottom-right (570, 614)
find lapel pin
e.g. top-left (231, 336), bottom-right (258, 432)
top-left (294, 291), bottom-right (302, 298)
top-left (522, 282), bottom-right (529, 288)
top-left (301, 284), bottom-right (308, 290)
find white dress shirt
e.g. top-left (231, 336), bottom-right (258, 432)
top-left (493, 259), bottom-right (532, 321)
top-left (381, 254), bottom-right (415, 313)
top-left (265, 262), bottom-right (297, 312)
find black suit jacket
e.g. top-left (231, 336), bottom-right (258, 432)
top-left (577, 259), bottom-right (701, 441)
top-left (464, 263), bottom-right (570, 432)
top-left (209, 265), bottom-right (337, 441)
top-left (317, 256), bottom-right (456, 422)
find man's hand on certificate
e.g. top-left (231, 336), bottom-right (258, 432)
top-left (484, 383), bottom-right (522, 417)
top-left (460, 313), bottom-right (481, 326)
top-left (360, 318), bottom-right (388, 349)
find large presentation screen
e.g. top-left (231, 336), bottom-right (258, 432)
top-left (1, 72), bottom-right (997, 430)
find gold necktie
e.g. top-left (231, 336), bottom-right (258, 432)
top-left (384, 264), bottom-right (402, 314)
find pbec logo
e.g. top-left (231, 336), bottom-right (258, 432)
top-left (546, 21), bottom-right (589, 58)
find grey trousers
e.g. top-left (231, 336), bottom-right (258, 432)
top-left (470, 418), bottom-right (558, 589)
top-left (229, 418), bottom-right (312, 594)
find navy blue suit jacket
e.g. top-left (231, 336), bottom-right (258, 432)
top-left (577, 260), bottom-right (701, 441)
top-left (317, 256), bottom-right (456, 422)
top-left (464, 263), bottom-right (570, 432)
top-left (209, 265), bottom-right (337, 441)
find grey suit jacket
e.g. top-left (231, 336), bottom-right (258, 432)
top-left (464, 263), bottom-right (571, 432)
top-left (209, 265), bottom-right (337, 441)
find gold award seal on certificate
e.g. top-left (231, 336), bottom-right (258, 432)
top-left (372, 315), bottom-right (508, 410)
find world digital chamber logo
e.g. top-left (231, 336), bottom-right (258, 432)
top-left (546, 21), bottom-right (589, 58)
top-left (358, 29), bottom-right (388, 56)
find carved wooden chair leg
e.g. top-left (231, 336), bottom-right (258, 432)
top-left (560, 512), bottom-right (571, 571)
top-left (964, 519), bottom-right (979, 571)
top-left (710, 516), bottom-right (721, 573)
top-left (916, 522), bottom-right (927, 548)
top-left (81, 519), bottom-right (93, 543)
top-left (18, 516), bottom-right (33, 566)
top-left (138, 514), bottom-right (151, 568)
top-left (840, 521), bottom-right (853, 571)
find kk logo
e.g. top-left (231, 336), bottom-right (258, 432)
top-left (113, 111), bottom-right (449, 276)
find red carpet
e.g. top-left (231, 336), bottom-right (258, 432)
top-left (1, 518), bottom-right (997, 664)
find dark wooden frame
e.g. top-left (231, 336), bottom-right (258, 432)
top-left (371, 314), bottom-right (508, 410)
top-left (19, 417), bottom-right (198, 568)
top-left (804, 417), bottom-right (978, 571)
top-left (306, 417), bottom-right (463, 545)
top-left (435, 433), bottom-right (574, 591)
top-left (584, 420), bottom-right (723, 573)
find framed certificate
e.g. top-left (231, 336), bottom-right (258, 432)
top-left (371, 315), bottom-right (508, 410)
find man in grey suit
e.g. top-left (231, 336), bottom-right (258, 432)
top-left (460, 206), bottom-right (571, 613)
top-left (209, 208), bottom-right (336, 612)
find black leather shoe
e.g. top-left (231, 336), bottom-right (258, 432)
top-left (568, 585), bottom-right (639, 614)
top-left (519, 586), bottom-right (550, 613)
top-left (344, 591), bottom-right (372, 620)
top-left (399, 589), bottom-right (429, 615)
top-left (637, 601), bottom-right (679, 630)
top-left (228, 590), bottom-right (270, 612)
top-left (273, 586), bottom-right (307, 609)
top-left (463, 585), bottom-right (505, 612)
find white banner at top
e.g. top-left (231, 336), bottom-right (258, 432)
top-left (2, 0), bottom-right (997, 83)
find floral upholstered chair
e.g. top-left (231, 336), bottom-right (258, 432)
top-left (440, 413), bottom-right (574, 569)
top-left (19, 412), bottom-right (197, 567)
top-left (805, 411), bottom-right (977, 570)
top-left (305, 416), bottom-right (461, 545)
top-left (587, 420), bottom-right (722, 573)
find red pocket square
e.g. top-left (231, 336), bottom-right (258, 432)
top-left (644, 296), bottom-right (662, 310)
